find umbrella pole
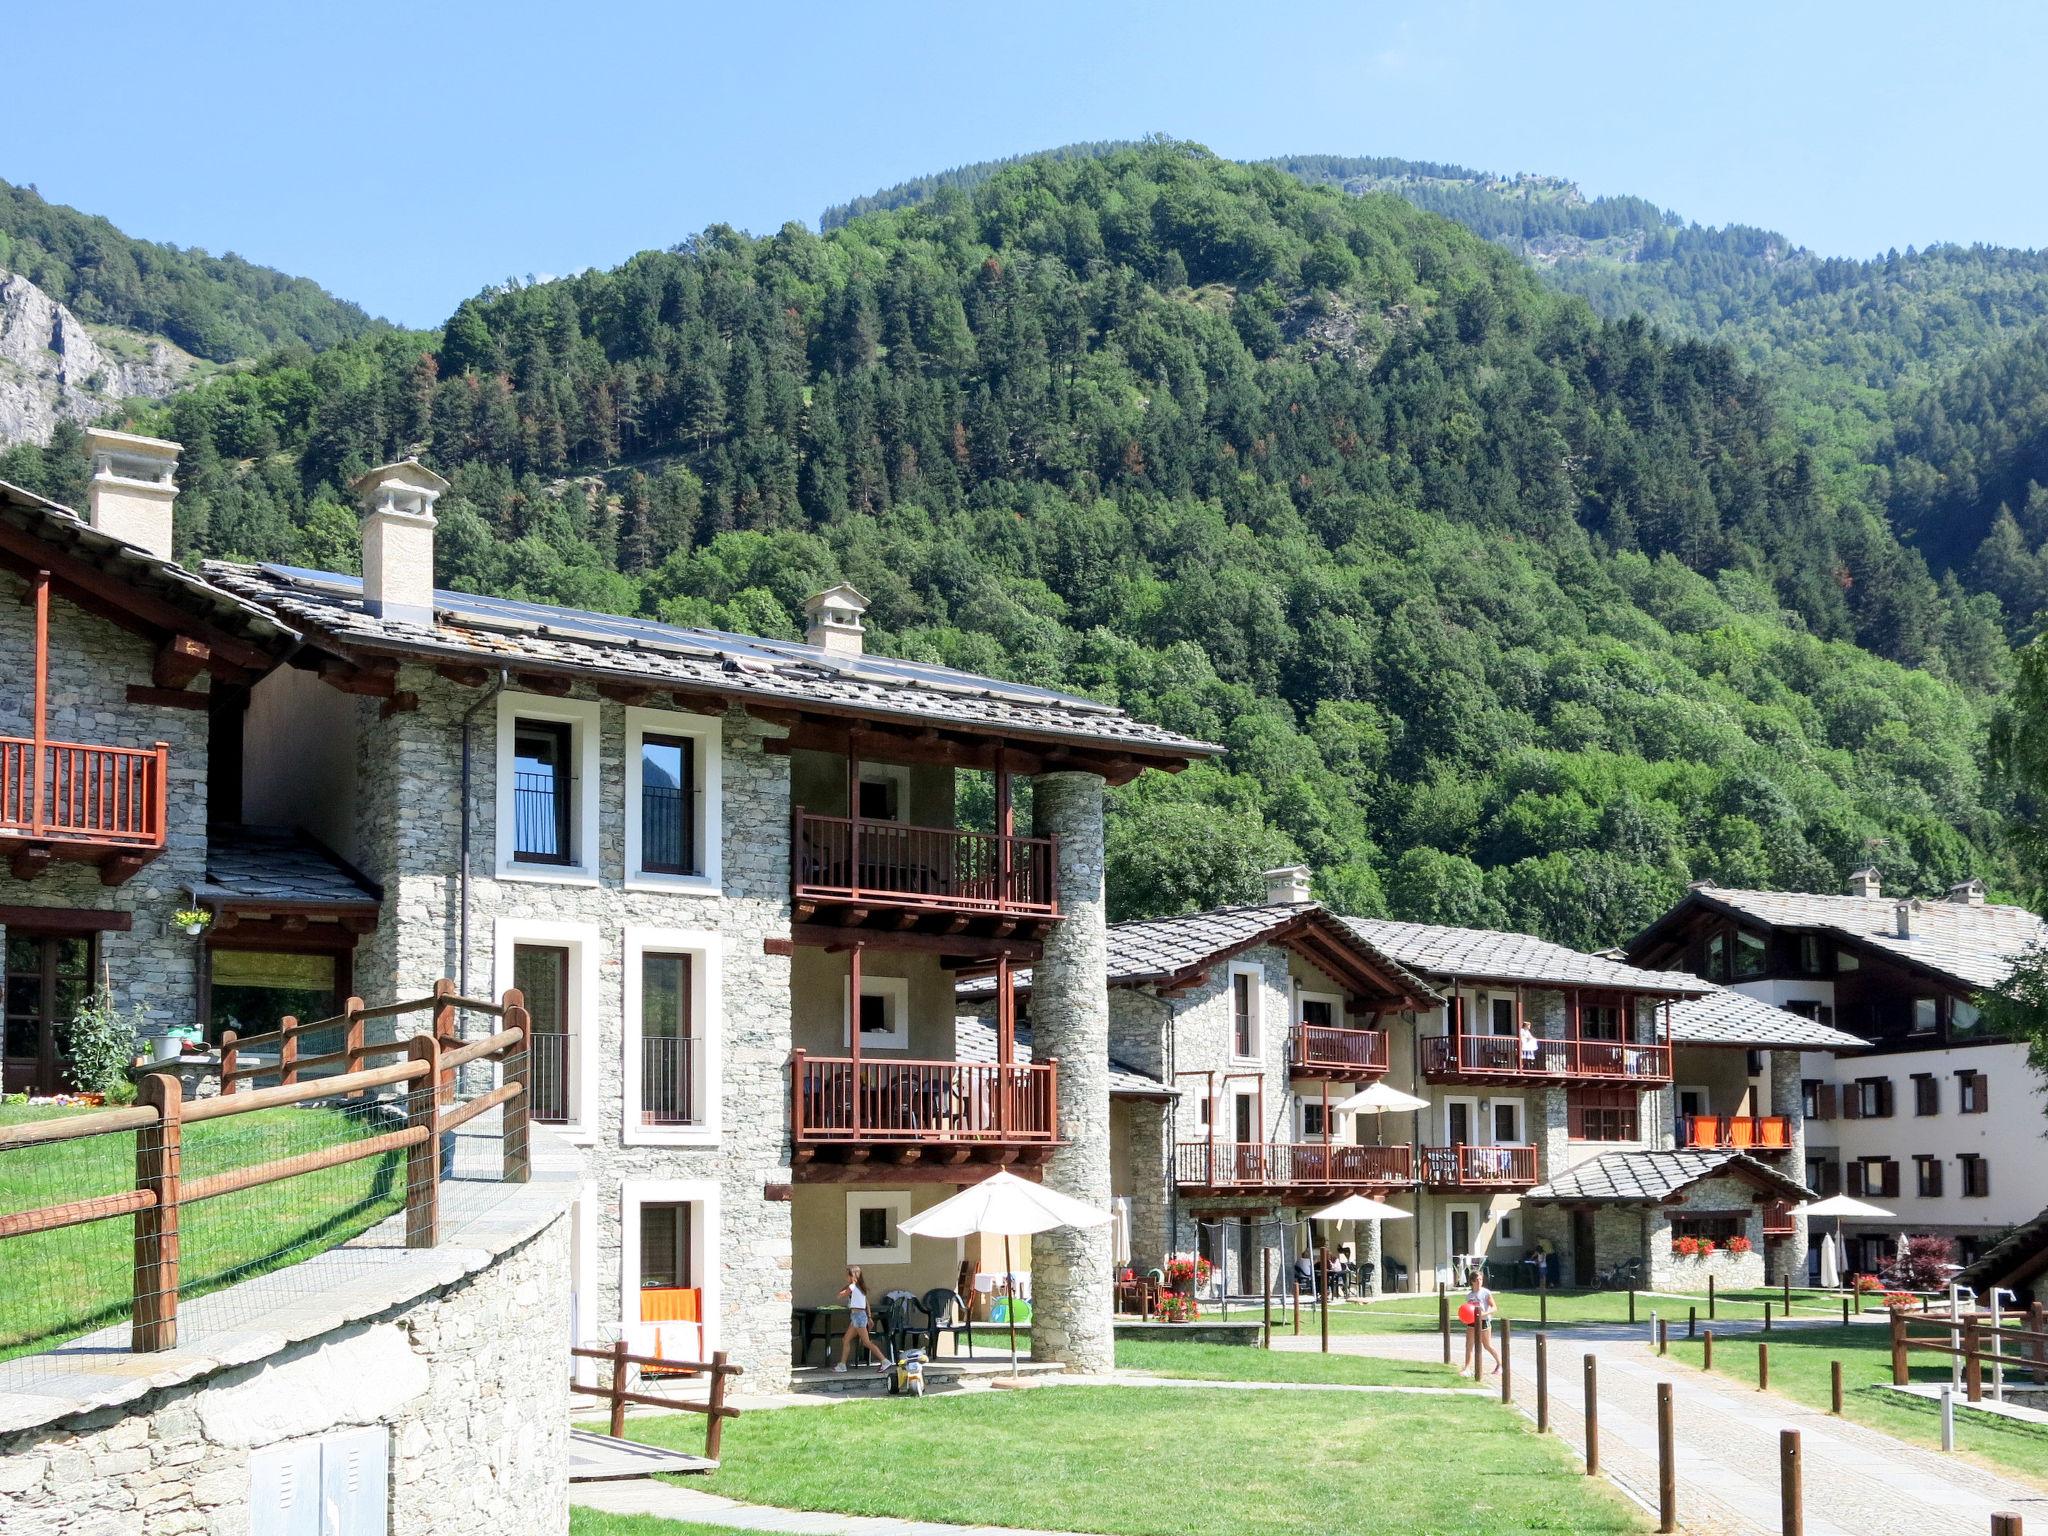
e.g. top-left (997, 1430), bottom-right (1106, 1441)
top-left (1006, 1231), bottom-right (1019, 1377)
top-left (1320, 1242), bottom-right (1330, 1354)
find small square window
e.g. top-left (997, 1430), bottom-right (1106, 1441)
top-left (844, 974), bottom-right (910, 1050)
top-left (847, 1191), bottom-right (911, 1264)
top-left (1912, 997), bottom-right (1939, 1034)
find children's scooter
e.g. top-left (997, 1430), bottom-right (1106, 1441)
top-left (885, 1343), bottom-right (927, 1396)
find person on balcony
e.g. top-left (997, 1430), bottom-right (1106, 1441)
top-left (1461, 1268), bottom-right (1501, 1377)
top-left (1519, 1022), bottom-right (1541, 1067)
top-left (833, 1265), bottom-right (889, 1374)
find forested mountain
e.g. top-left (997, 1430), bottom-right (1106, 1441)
top-left (0, 179), bottom-right (375, 362)
top-left (0, 143), bottom-right (2010, 942)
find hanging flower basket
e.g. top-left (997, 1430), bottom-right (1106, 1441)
top-left (171, 908), bottom-right (213, 938)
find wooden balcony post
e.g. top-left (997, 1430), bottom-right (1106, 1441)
top-left (995, 953), bottom-right (1013, 1138)
top-left (995, 748), bottom-right (1012, 905)
top-left (503, 988), bottom-right (530, 1182)
top-left (433, 977), bottom-right (458, 1103)
top-left (845, 736), bottom-right (861, 900)
top-left (847, 944), bottom-right (863, 1139)
top-left (790, 1047), bottom-right (807, 1143)
top-left (405, 1032), bottom-right (442, 1247)
top-left (29, 569), bottom-right (47, 838)
top-left (133, 1071), bottom-right (182, 1352)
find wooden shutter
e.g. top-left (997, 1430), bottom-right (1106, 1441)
top-left (1881, 1160), bottom-right (1901, 1199)
top-left (1877, 1079), bottom-right (1895, 1118)
top-left (1975, 1072), bottom-right (1989, 1113)
top-left (1815, 1083), bottom-right (1837, 1121)
top-left (1846, 1162), bottom-right (1864, 1197)
top-left (1841, 1087), bottom-right (1861, 1120)
top-left (1822, 1161), bottom-right (1841, 1197)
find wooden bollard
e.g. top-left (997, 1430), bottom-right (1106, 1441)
top-left (1470, 1320), bottom-right (1484, 1383)
top-left (1689, 1305), bottom-right (1697, 1339)
top-left (1440, 1286), bottom-right (1450, 1363)
top-left (1780, 1429), bottom-right (1803, 1536)
top-left (1658, 1317), bottom-right (1669, 1355)
top-left (1990, 1514), bottom-right (2024, 1536)
top-left (1501, 1315), bottom-right (1513, 1401)
top-left (1536, 1332), bottom-right (1550, 1433)
top-left (1262, 1250), bottom-right (1272, 1350)
top-left (1703, 1330), bottom-right (1714, 1370)
top-left (1584, 1354), bottom-right (1600, 1475)
top-left (1657, 1381), bottom-right (1677, 1533)
top-left (1540, 1287), bottom-right (1549, 1326)
top-left (1842, 1295), bottom-right (1851, 1327)
top-left (1891, 1310), bottom-right (1909, 1385)
top-left (1293, 1280), bottom-right (1302, 1336)
top-left (1784, 1274), bottom-right (1792, 1309)
top-left (1965, 1317), bottom-right (1984, 1403)
top-left (1708, 1273), bottom-right (1716, 1319)
top-left (1766, 1301), bottom-right (1774, 1333)
top-left (1760, 1341), bottom-right (1770, 1391)
top-left (1831, 1359), bottom-right (1844, 1415)
top-left (1629, 1288), bottom-right (1637, 1324)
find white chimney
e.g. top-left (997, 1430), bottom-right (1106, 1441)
top-left (804, 583), bottom-right (869, 656)
top-left (1895, 899), bottom-right (1919, 940)
top-left (82, 428), bottom-right (180, 560)
top-left (352, 459), bottom-right (448, 628)
top-left (1948, 878), bottom-right (1987, 906)
top-left (1264, 864), bottom-right (1313, 906)
top-left (1846, 866), bottom-right (1882, 900)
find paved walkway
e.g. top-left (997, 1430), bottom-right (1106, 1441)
top-left (1278, 1324), bottom-right (2048, 1536)
top-left (575, 1479), bottom-right (1096, 1536)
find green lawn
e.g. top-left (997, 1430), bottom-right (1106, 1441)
top-left (1300, 1286), bottom-right (1845, 1338)
top-left (1666, 1322), bottom-right (2048, 1487)
top-left (616, 1385), bottom-right (1645, 1536)
top-left (0, 1100), bottom-right (405, 1359)
top-left (572, 1521), bottom-right (758, 1536)
top-left (1113, 1337), bottom-right (1467, 1386)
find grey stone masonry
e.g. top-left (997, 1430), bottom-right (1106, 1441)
top-left (1768, 1048), bottom-right (1809, 1283)
top-left (1028, 770), bottom-right (1114, 1372)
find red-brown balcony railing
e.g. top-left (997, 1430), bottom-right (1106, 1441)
top-left (792, 810), bottom-right (1057, 917)
top-left (1174, 1141), bottom-right (1414, 1190)
top-left (1762, 1200), bottom-right (1797, 1238)
top-left (1289, 1022), bottom-right (1389, 1076)
top-left (1676, 1113), bottom-right (1793, 1152)
top-left (791, 1052), bottom-right (1057, 1144)
top-left (0, 737), bottom-right (167, 850)
top-left (1420, 1034), bottom-right (1671, 1083)
top-left (1420, 1143), bottom-right (1539, 1188)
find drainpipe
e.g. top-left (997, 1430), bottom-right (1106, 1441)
top-left (457, 670), bottom-right (508, 998)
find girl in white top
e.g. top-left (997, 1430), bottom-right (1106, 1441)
top-left (1461, 1267), bottom-right (1501, 1376)
top-left (834, 1265), bottom-right (888, 1372)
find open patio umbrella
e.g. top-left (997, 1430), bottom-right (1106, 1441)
top-left (1333, 1082), bottom-right (1432, 1115)
top-left (1308, 1195), bottom-right (1413, 1351)
top-left (1799, 1193), bottom-right (1893, 1283)
top-left (897, 1169), bottom-right (1112, 1381)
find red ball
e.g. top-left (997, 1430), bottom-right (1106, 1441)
top-left (1458, 1301), bottom-right (1478, 1325)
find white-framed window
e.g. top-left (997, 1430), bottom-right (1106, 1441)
top-left (620, 1179), bottom-right (720, 1361)
top-left (1228, 962), bottom-right (1263, 1062)
top-left (1443, 1095), bottom-right (1480, 1147)
top-left (1498, 1214), bottom-right (1515, 1243)
top-left (1486, 994), bottom-right (1516, 1035)
top-left (1486, 1098), bottom-right (1523, 1145)
top-left (494, 916), bottom-right (600, 1140)
top-left (855, 763), bottom-right (913, 823)
top-left (625, 706), bottom-right (723, 893)
top-left (1296, 988), bottom-right (1342, 1030)
top-left (1298, 1096), bottom-right (1331, 1140)
top-left (496, 692), bottom-right (601, 883)
top-left (622, 926), bottom-right (722, 1146)
top-left (1445, 1203), bottom-right (1483, 1268)
top-left (847, 1190), bottom-right (912, 1265)
top-left (844, 972), bottom-right (910, 1050)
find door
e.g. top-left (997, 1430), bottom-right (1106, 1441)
top-left (4, 933), bottom-right (94, 1094)
top-left (1448, 1207), bottom-right (1475, 1268)
top-left (1446, 1100), bottom-right (1473, 1148)
top-left (514, 944), bottom-right (571, 1123)
top-left (1233, 1093), bottom-right (1257, 1181)
top-left (1571, 1209), bottom-right (1596, 1286)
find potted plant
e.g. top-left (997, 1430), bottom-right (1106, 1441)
top-left (171, 907), bottom-right (212, 938)
top-left (1157, 1293), bottom-right (1200, 1323)
top-left (1162, 1255), bottom-right (1214, 1295)
top-left (1884, 1290), bottom-right (1917, 1312)
top-left (1727, 1235), bottom-right (1753, 1256)
top-left (1697, 1239), bottom-right (1717, 1259)
top-left (1673, 1235), bottom-right (1701, 1258)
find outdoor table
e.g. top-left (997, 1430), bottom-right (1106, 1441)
top-left (792, 1304), bottom-right (848, 1364)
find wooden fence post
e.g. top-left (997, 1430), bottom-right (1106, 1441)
top-left (1657, 1381), bottom-right (1677, 1534)
top-left (1760, 1341), bottom-right (1770, 1391)
top-left (1991, 1515), bottom-right (2024, 1536)
top-left (1965, 1317), bottom-right (1984, 1403)
top-left (1500, 1315), bottom-right (1513, 1401)
top-left (1766, 1301), bottom-right (1774, 1333)
top-left (1831, 1359), bottom-right (1844, 1415)
top-left (1784, 1274), bottom-right (1792, 1309)
top-left (1689, 1305), bottom-right (1697, 1339)
top-left (1583, 1354), bottom-right (1599, 1475)
top-left (132, 1072), bottom-right (182, 1352)
top-left (1892, 1310), bottom-right (1909, 1385)
top-left (502, 989), bottom-right (530, 1183)
top-left (1708, 1273), bottom-right (1716, 1320)
top-left (704, 1351), bottom-right (732, 1460)
top-left (433, 977), bottom-right (458, 1103)
top-left (609, 1338), bottom-right (629, 1438)
top-left (1540, 1286), bottom-right (1549, 1327)
top-left (342, 995), bottom-right (365, 1071)
top-left (2030, 1302), bottom-right (2048, 1385)
top-left (219, 1028), bottom-right (238, 1092)
top-left (1780, 1429), bottom-right (1803, 1536)
top-left (1629, 1288), bottom-right (1636, 1324)
top-left (1439, 1285), bottom-right (1449, 1363)
top-left (1536, 1332), bottom-right (1549, 1432)
top-left (1658, 1318), bottom-right (1669, 1355)
top-left (1703, 1330), bottom-right (1714, 1370)
top-left (1842, 1295), bottom-right (1850, 1327)
top-left (279, 1015), bottom-right (299, 1087)
top-left (405, 1033), bottom-right (442, 1248)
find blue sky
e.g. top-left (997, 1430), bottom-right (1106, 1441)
top-left (13, 0), bottom-right (2046, 327)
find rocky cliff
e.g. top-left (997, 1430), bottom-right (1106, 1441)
top-left (0, 269), bottom-right (193, 446)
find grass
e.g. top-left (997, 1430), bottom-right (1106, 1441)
top-left (0, 1100), bottom-right (405, 1359)
top-left (1666, 1321), bottom-right (2048, 1487)
top-left (1112, 1337), bottom-right (1466, 1386)
top-left (1285, 1285), bottom-right (1849, 1338)
top-left (615, 1384), bottom-right (1645, 1535)
top-left (571, 1520), bottom-right (758, 1536)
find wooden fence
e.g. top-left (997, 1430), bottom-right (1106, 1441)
top-left (1891, 1306), bottom-right (2048, 1402)
top-left (0, 981), bottom-right (532, 1354)
top-left (572, 1341), bottom-right (742, 1459)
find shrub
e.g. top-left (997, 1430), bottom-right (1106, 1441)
top-left (68, 990), bottom-right (143, 1104)
top-left (1885, 1234), bottom-right (1957, 1292)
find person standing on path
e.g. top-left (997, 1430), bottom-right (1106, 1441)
top-left (1461, 1267), bottom-right (1500, 1376)
top-left (834, 1265), bottom-right (888, 1373)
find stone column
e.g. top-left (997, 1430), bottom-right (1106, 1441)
top-left (1029, 769), bottom-right (1114, 1372)
top-left (1126, 1098), bottom-right (1172, 1270)
top-left (1769, 1049), bottom-right (1809, 1285)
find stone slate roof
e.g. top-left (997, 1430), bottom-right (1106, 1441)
top-left (195, 826), bottom-right (382, 908)
top-left (953, 1014), bottom-right (1173, 1099)
top-left (1639, 886), bottom-right (2046, 991)
top-left (1342, 918), bottom-right (1709, 995)
top-left (206, 563), bottom-right (1218, 761)
top-left (1957, 1205), bottom-right (2048, 1294)
top-left (0, 480), bottom-right (296, 648)
top-left (1668, 982), bottom-right (1866, 1051)
top-left (957, 902), bottom-right (1439, 1002)
top-left (1523, 1149), bottom-right (1814, 1205)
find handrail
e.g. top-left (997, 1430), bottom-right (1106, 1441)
top-left (792, 808), bottom-right (1059, 916)
top-left (0, 980), bottom-right (534, 1354)
top-left (792, 1052), bottom-right (1058, 1143)
top-left (1174, 1140), bottom-right (1414, 1188)
top-left (1893, 1306), bottom-right (2048, 1402)
top-left (1421, 1143), bottom-right (1538, 1186)
top-left (1289, 1022), bottom-right (1389, 1073)
top-left (572, 1340), bottom-right (742, 1455)
top-left (1678, 1113), bottom-right (1793, 1150)
top-left (0, 734), bottom-right (168, 849)
top-left (1420, 1034), bottom-right (1672, 1081)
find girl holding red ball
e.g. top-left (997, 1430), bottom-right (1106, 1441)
top-left (1459, 1267), bottom-right (1499, 1375)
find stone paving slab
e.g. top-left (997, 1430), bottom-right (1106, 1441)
top-left (570, 1427), bottom-right (716, 1481)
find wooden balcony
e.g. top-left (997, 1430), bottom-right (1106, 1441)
top-left (1762, 1199), bottom-right (1797, 1238)
top-left (791, 810), bottom-right (1058, 939)
top-left (1289, 1022), bottom-right (1389, 1080)
top-left (1420, 1143), bottom-right (1538, 1190)
top-left (790, 1051), bottom-right (1058, 1180)
top-left (1420, 1033), bottom-right (1671, 1086)
top-left (1175, 1140), bottom-right (1413, 1200)
top-left (1676, 1114), bottom-right (1794, 1154)
top-left (0, 736), bottom-right (168, 884)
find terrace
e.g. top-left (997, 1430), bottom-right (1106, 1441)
top-left (789, 1050), bottom-right (1059, 1174)
top-left (1420, 1142), bottom-right (1538, 1189)
top-left (1420, 1032), bottom-right (1672, 1086)
top-left (1288, 1021), bottom-right (1389, 1079)
top-left (1675, 1113), bottom-right (1794, 1153)
top-left (1175, 1140), bottom-right (1414, 1198)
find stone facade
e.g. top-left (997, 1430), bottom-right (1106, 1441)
top-left (0, 568), bottom-right (211, 1052)
top-left (1767, 1048), bottom-right (1809, 1284)
top-left (1028, 771), bottom-right (1114, 1373)
top-left (0, 1206), bottom-right (572, 1536)
top-left (1644, 1172), bottom-right (1771, 1293)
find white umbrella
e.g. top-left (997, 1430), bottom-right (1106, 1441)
top-left (898, 1170), bottom-right (1112, 1379)
top-left (1799, 1194), bottom-right (1893, 1283)
top-left (1333, 1082), bottom-right (1432, 1115)
top-left (1819, 1232), bottom-right (1840, 1290)
top-left (1110, 1196), bottom-right (1132, 1268)
top-left (1311, 1194), bottom-right (1413, 1222)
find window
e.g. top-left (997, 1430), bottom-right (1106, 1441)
top-left (1786, 999), bottom-right (1835, 1027)
top-left (1796, 935), bottom-right (1826, 974)
top-left (1958, 1070), bottom-right (1988, 1114)
top-left (1567, 1086), bottom-right (1639, 1141)
top-left (207, 948), bottom-right (341, 1049)
top-left (497, 917), bottom-right (597, 1136)
top-left (626, 708), bottom-right (723, 890)
top-left (1801, 1079), bottom-right (1821, 1118)
top-left (4, 933), bottom-right (94, 1095)
top-left (1299, 1100), bottom-right (1328, 1139)
top-left (497, 693), bottom-right (599, 881)
top-left (1951, 999), bottom-right (1987, 1040)
top-left (1733, 929), bottom-right (1767, 979)
top-left (1671, 1213), bottom-right (1743, 1245)
top-left (857, 775), bottom-right (901, 820)
top-left (1488, 996), bottom-right (1516, 1035)
top-left (1229, 967), bottom-right (1260, 1060)
top-left (1746, 1050), bottom-right (1764, 1078)
top-left (515, 944), bottom-right (572, 1125)
top-left (1447, 1205), bottom-right (1480, 1262)
top-left (1705, 931), bottom-right (1729, 982)
top-left (620, 1179), bottom-right (719, 1356)
top-left (1837, 950), bottom-right (1860, 972)
top-left (1491, 1100), bottom-right (1522, 1144)
top-left (640, 1201), bottom-right (692, 1289)
top-left (1915, 1156), bottom-right (1943, 1198)
top-left (1960, 1154), bottom-right (1991, 1198)
top-left (1847, 1157), bottom-right (1899, 1199)
top-left (1498, 1215), bottom-right (1515, 1242)
top-left (640, 954), bottom-right (694, 1125)
top-left (623, 928), bottom-right (720, 1145)
top-left (844, 972), bottom-right (910, 1050)
top-left (1911, 997), bottom-right (1939, 1035)
top-left (1580, 999), bottom-right (1624, 1041)
top-left (1299, 994), bottom-right (1337, 1029)
top-left (1849, 1077), bottom-right (1893, 1119)
top-left (1913, 1073), bottom-right (1939, 1116)
top-left (1806, 1155), bottom-right (1840, 1196)
top-left (847, 1190), bottom-right (911, 1264)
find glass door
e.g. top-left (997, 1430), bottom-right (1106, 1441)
top-left (4, 933), bottom-right (95, 1094)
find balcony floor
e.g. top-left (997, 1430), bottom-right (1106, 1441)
top-left (792, 1141), bottom-right (1056, 1183)
top-left (0, 830), bottom-right (162, 885)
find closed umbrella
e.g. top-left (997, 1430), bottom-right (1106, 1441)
top-left (1111, 1196), bottom-right (1132, 1268)
top-left (898, 1170), bottom-right (1112, 1381)
top-left (1819, 1232), bottom-right (1840, 1290)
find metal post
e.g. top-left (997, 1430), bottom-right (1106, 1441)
top-left (1583, 1354), bottom-right (1599, 1475)
top-left (1766, 1301), bottom-right (1774, 1333)
top-left (1831, 1359), bottom-right (1844, 1415)
top-left (1649, 1308), bottom-right (1658, 1349)
top-left (1319, 1244), bottom-right (1329, 1354)
top-left (1709, 1273), bottom-right (1716, 1320)
top-left (1536, 1332), bottom-right (1549, 1432)
top-left (1657, 1381), bottom-right (1677, 1534)
top-left (1294, 1280), bottom-right (1302, 1337)
top-left (1781, 1429), bottom-right (1803, 1536)
top-left (1941, 1385), bottom-right (1955, 1452)
top-left (1262, 1248), bottom-right (1272, 1350)
top-left (1689, 1305), bottom-right (1697, 1339)
top-left (1439, 1284), bottom-right (1449, 1362)
top-left (1991, 1290), bottom-right (2007, 1403)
